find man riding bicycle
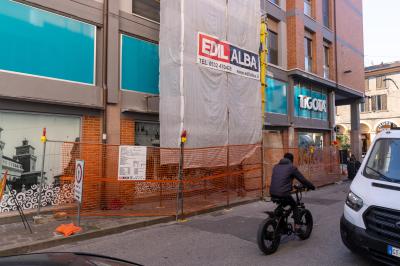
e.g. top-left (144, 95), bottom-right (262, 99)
top-left (269, 153), bottom-right (315, 231)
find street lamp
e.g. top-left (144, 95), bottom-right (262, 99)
top-left (383, 78), bottom-right (400, 90)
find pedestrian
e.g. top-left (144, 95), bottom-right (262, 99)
top-left (347, 154), bottom-right (361, 180)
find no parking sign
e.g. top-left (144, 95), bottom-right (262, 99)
top-left (74, 160), bottom-right (85, 203)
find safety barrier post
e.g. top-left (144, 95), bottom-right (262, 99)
top-left (176, 130), bottom-right (186, 221)
top-left (36, 128), bottom-right (47, 216)
top-left (226, 145), bottom-right (230, 208)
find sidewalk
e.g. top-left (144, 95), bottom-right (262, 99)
top-left (0, 213), bottom-right (175, 256)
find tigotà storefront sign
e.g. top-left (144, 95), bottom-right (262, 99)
top-left (298, 95), bottom-right (327, 113)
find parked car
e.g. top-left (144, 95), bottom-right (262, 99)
top-left (340, 128), bottom-right (400, 265)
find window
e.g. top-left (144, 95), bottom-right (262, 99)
top-left (267, 30), bottom-right (278, 65)
top-left (363, 139), bottom-right (400, 184)
top-left (121, 34), bottom-right (159, 94)
top-left (304, 0), bottom-right (312, 17)
top-left (360, 99), bottom-right (370, 113)
top-left (304, 35), bottom-right (313, 72)
top-left (323, 44), bottom-right (330, 79)
top-left (0, 0), bottom-right (96, 85)
top-left (266, 78), bottom-right (287, 114)
top-left (298, 132), bottom-right (324, 149)
top-left (360, 102), bottom-right (365, 113)
top-left (132, 0), bottom-right (160, 22)
top-left (371, 94), bottom-right (387, 111)
top-left (135, 122), bottom-right (160, 146)
top-left (365, 79), bottom-right (369, 91)
top-left (322, 0), bottom-right (330, 28)
top-left (376, 76), bottom-right (386, 90)
top-left (269, 0), bottom-right (280, 5)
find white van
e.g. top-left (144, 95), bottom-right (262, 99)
top-left (340, 128), bottom-right (400, 265)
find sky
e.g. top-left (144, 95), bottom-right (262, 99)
top-left (363, 0), bottom-right (400, 66)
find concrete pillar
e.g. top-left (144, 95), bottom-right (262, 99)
top-left (288, 126), bottom-right (296, 148)
top-left (105, 0), bottom-right (121, 145)
top-left (350, 100), bottom-right (362, 160)
top-left (328, 91), bottom-right (336, 142)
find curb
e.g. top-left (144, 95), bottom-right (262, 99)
top-left (0, 198), bottom-right (260, 256)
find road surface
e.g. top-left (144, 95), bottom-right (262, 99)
top-left (42, 181), bottom-right (374, 266)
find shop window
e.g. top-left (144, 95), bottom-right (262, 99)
top-left (294, 85), bottom-right (328, 120)
top-left (132, 0), bottom-right (160, 22)
top-left (0, 0), bottom-right (96, 84)
top-left (266, 78), bottom-right (288, 115)
top-left (121, 34), bottom-right (159, 94)
top-left (298, 132), bottom-right (324, 149)
top-left (0, 111), bottom-right (80, 191)
top-left (135, 122), bottom-right (160, 147)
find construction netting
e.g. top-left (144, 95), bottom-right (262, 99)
top-left (159, 0), bottom-right (262, 148)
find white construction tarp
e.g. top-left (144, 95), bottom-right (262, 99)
top-left (160, 0), bottom-right (262, 149)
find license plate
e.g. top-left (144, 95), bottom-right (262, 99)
top-left (388, 245), bottom-right (400, 258)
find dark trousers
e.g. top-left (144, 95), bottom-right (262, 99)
top-left (271, 195), bottom-right (300, 224)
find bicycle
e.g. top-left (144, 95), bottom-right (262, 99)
top-left (257, 184), bottom-right (313, 255)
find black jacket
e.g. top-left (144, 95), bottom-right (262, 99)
top-left (269, 158), bottom-right (315, 197)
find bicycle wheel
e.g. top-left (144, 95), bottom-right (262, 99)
top-left (257, 218), bottom-right (281, 255)
top-left (297, 209), bottom-right (313, 240)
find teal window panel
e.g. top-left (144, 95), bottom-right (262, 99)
top-left (311, 90), bottom-right (322, 120)
top-left (0, 0), bottom-right (96, 84)
top-left (121, 34), bottom-right (159, 94)
top-left (294, 85), bottom-right (311, 118)
top-left (294, 85), bottom-right (328, 120)
top-left (266, 78), bottom-right (288, 115)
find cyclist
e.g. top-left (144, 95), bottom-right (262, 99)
top-left (269, 153), bottom-right (315, 231)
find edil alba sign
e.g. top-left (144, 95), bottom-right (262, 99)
top-left (298, 95), bottom-right (327, 112)
top-left (197, 32), bottom-right (260, 80)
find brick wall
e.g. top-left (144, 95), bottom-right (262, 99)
top-left (120, 118), bottom-right (135, 145)
top-left (285, 0), bottom-right (364, 93)
top-left (82, 115), bottom-right (102, 143)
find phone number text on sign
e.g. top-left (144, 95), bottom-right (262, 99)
top-left (118, 146), bottom-right (147, 181)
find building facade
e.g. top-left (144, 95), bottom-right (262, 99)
top-left (0, 0), bottom-right (365, 190)
top-left (337, 62), bottom-right (400, 154)
top-left (264, 0), bottom-right (364, 157)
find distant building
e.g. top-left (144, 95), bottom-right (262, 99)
top-left (337, 62), bottom-right (400, 154)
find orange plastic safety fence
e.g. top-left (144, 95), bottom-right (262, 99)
top-left (45, 141), bottom-right (263, 217)
top-left (263, 146), bottom-right (343, 193)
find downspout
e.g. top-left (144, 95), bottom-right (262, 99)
top-left (334, 0), bottom-right (338, 89)
top-left (333, 0), bottom-right (338, 142)
top-left (102, 0), bottom-right (109, 144)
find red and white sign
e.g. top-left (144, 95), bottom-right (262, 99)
top-left (74, 160), bottom-right (84, 203)
top-left (197, 32), bottom-right (260, 80)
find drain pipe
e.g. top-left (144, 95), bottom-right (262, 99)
top-left (102, 0), bottom-right (109, 144)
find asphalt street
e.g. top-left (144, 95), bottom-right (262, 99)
top-left (42, 181), bottom-right (375, 266)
